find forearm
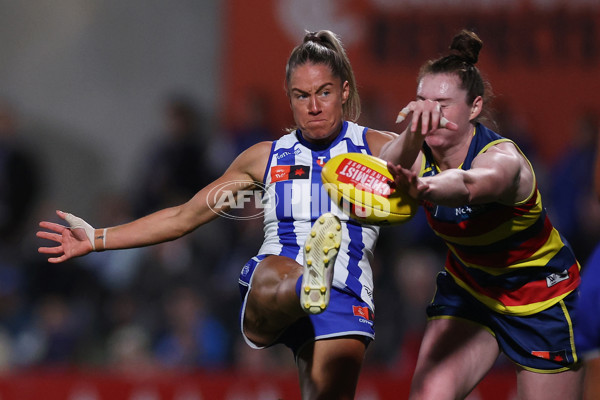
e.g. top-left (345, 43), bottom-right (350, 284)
top-left (379, 131), bottom-right (423, 168)
top-left (101, 204), bottom-right (212, 250)
top-left (419, 169), bottom-right (471, 207)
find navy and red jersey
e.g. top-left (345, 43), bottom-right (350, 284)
top-left (419, 124), bottom-right (581, 315)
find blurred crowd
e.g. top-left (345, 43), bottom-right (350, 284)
top-left (2, 92), bottom-right (599, 376)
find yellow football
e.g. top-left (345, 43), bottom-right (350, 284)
top-left (321, 153), bottom-right (418, 225)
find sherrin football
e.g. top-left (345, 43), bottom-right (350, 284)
top-left (321, 153), bottom-right (418, 225)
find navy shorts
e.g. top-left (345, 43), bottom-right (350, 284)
top-left (427, 271), bottom-right (580, 372)
top-left (239, 255), bottom-right (375, 356)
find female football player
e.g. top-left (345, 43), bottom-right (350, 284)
top-left (381, 29), bottom-right (583, 399)
top-left (37, 30), bottom-right (397, 400)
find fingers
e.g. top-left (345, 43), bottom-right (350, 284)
top-left (386, 162), bottom-right (400, 189)
top-left (36, 230), bottom-right (62, 242)
top-left (386, 161), bottom-right (400, 176)
top-left (396, 101), bottom-right (456, 131)
top-left (395, 107), bottom-right (411, 124)
top-left (38, 217), bottom-right (67, 261)
top-left (38, 245), bottom-right (64, 255)
top-left (39, 220), bottom-right (67, 233)
top-left (37, 227), bottom-right (65, 258)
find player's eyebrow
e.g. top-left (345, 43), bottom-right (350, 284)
top-left (416, 95), bottom-right (451, 102)
top-left (291, 82), bottom-right (334, 95)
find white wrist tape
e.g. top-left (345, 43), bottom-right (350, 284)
top-left (64, 213), bottom-right (96, 251)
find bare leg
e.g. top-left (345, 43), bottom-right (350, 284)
top-left (516, 365), bottom-right (583, 400)
top-left (243, 213), bottom-right (342, 347)
top-left (296, 336), bottom-right (366, 400)
top-left (583, 358), bottom-right (599, 400)
top-left (409, 318), bottom-right (500, 400)
top-left (243, 255), bottom-right (306, 346)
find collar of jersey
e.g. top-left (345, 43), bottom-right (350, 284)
top-left (295, 120), bottom-right (348, 152)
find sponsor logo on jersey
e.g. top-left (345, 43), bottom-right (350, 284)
top-left (531, 349), bottom-right (569, 364)
top-left (270, 165), bottom-right (311, 183)
top-left (316, 156), bottom-right (327, 167)
top-left (352, 305), bottom-right (373, 321)
top-left (546, 270), bottom-right (569, 287)
top-left (276, 147), bottom-right (302, 160)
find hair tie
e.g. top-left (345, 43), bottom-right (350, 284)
top-left (305, 32), bottom-right (321, 44)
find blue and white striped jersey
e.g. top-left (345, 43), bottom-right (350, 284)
top-left (257, 121), bottom-right (379, 310)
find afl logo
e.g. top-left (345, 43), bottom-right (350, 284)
top-left (207, 180), bottom-right (278, 220)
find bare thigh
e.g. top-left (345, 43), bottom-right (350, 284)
top-left (243, 255), bottom-right (305, 346)
top-left (409, 317), bottom-right (500, 400)
top-left (516, 365), bottom-right (583, 400)
top-left (296, 336), bottom-right (367, 400)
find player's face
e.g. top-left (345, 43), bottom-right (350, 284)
top-left (417, 73), bottom-right (481, 148)
top-left (288, 63), bottom-right (349, 144)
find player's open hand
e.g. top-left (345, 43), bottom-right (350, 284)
top-left (396, 100), bottom-right (458, 135)
top-left (37, 210), bottom-right (94, 263)
top-left (387, 162), bottom-right (429, 200)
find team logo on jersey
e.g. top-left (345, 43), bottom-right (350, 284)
top-left (270, 165), bottom-right (311, 183)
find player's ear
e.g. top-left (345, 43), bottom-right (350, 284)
top-left (342, 81), bottom-right (349, 104)
top-left (469, 96), bottom-right (483, 121)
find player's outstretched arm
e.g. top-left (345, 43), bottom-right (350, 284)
top-left (380, 100), bottom-right (458, 170)
top-left (387, 142), bottom-right (528, 207)
top-left (37, 141), bottom-right (272, 263)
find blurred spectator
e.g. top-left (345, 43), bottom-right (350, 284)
top-left (226, 90), bottom-right (278, 153)
top-left (133, 94), bottom-right (216, 218)
top-left (388, 247), bottom-right (442, 374)
top-left (0, 99), bottom-right (40, 244)
top-left (106, 323), bottom-right (157, 374)
top-left (493, 99), bottom-right (548, 180)
top-left (81, 190), bottom-right (148, 292)
top-left (153, 285), bottom-right (229, 369)
top-left (209, 90), bottom-right (278, 174)
top-left (548, 111), bottom-right (600, 262)
top-left (0, 102), bottom-right (41, 363)
top-left (231, 335), bottom-right (295, 373)
top-left (13, 294), bottom-right (85, 366)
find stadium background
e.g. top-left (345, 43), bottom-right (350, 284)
top-left (1, 0), bottom-right (599, 399)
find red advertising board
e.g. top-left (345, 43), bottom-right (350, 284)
top-left (220, 0), bottom-right (600, 164)
top-left (0, 368), bottom-right (517, 399)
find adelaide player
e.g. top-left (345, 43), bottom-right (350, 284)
top-left (37, 30), bottom-right (403, 399)
top-left (381, 29), bottom-right (583, 399)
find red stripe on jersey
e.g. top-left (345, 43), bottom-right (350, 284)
top-left (446, 256), bottom-right (580, 307)
top-left (426, 191), bottom-right (538, 239)
top-left (451, 216), bottom-right (553, 268)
